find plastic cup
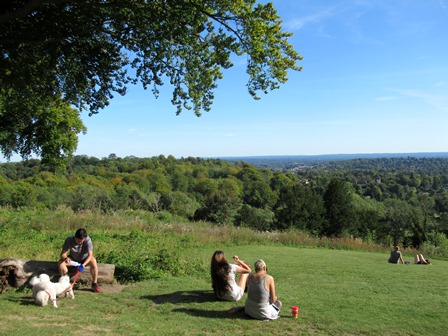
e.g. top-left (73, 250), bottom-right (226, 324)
top-left (291, 306), bottom-right (299, 318)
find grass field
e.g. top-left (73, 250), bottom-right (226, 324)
top-left (1, 245), bottom-right (447, 336)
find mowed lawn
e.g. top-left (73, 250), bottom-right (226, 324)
top-left (1, 246), bottom-right (447, 336)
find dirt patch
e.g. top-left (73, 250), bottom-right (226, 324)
top-left (75, 283), bottom-right (128, 293)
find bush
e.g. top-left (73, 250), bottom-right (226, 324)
top-left (96, 230), bottom-right (207, 282)
top-left (421, 232), bottom-right (448, 258)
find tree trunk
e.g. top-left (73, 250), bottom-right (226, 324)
top-left (0, 257), bottom-right (115, 292)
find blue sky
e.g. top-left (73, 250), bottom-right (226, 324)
top-left (16, 1), bottom-right (448, 161)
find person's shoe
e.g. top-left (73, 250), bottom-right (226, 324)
top-left (92, 283), bottom-right (103, 293)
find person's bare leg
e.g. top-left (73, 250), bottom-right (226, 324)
top-left (419, 254), bottom-right (428, 264)
top-left (58, 260), bottom-right (68, 276)
top-left (87, 257), bottom-right (99, 283)
top-left (86, 257), bottom-right (102, 292)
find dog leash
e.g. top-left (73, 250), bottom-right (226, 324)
top-left (71, 269), bottom-right (80, 288)
top-left (71, 264), bottom-right (84, 288)
top-left (45, 290), bottom-right (56, 302)
top-left (59, 285), bottom-right (74, 298)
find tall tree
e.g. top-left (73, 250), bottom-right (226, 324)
top-left (237, 166), bottom-right (277, 209)
top-left (274, 184), bottom-right (325, 232)
top-left (0, 0), bottom-right (302, 163)
top-left (322, 179), bottom-right (354, 237)
top-left (379, 198), bottom-right (423, 247)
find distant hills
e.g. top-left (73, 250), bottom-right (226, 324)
top-left (219, 152), bottom-right (448, 168)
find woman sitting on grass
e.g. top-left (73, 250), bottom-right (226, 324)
top-left (244, 259), bottom-right (282, 320)
top-left (210, 250), bottom-right (251, 301)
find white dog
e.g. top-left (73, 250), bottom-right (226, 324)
top-left (29, 273), bottom-right (51, 287)
top-left (31, 274), bottom-right (74, 308)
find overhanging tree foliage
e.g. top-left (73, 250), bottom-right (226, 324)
top-left (0, 0), bottom-right (303, 164)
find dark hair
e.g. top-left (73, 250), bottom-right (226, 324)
top-left (75, 228), bottom-right (87, 239)
top-left (210, 250), bottom-right (231, 297)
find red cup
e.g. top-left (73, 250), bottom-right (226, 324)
top-left (291, 305), bottom-right (299, 318)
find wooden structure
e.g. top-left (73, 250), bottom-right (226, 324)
top-left (0, 257), bottom-right (115, 293)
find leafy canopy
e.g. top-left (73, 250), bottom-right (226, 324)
top-left (0, 0), bottom-right (302, 164)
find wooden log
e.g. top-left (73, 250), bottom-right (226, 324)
top-left (0, 257), bottom-right (115, 290)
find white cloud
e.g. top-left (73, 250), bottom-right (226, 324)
top-left (285, 7), bottom-right (337, 30)
top-left (391, 88), bottom-right (448, 112)
top-left (284, 1), bottom-right (387, 44)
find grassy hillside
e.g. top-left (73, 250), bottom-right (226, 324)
top-left (1, 208), bottom-right (446, 335)
top-left (1, 246), bottom-right (446, 335)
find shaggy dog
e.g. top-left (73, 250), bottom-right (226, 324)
top-left (29, 273), bottom-right (51, 287)
top-left (31, 274), bottom-right (74, 308)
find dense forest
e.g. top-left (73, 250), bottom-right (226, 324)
top-left (1, 155), bottom-right (448, 254)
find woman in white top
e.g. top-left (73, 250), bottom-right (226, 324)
top-left (210, 250), bottom-right (251, 301)
top-left (245, 259), bottom-right (282, 320)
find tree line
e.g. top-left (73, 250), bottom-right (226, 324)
top-left (1, 155), bottom-right (448, 251)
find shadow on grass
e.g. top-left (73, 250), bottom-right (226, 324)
top-left (172, 307), bottom-right (251, 320)
top-left (141, 290), bottom-right (216, 304)
top-left (7, 296), bottom-right (36, 306)
top-left (142, 290), bottom-right (252, 320)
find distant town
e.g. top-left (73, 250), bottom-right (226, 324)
top-left (220, 152), bottom-right (448, 171)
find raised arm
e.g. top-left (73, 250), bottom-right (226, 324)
top-left (60, 248), bottom-right (69, 261)
top-left (233, 255), bottom-right (251, 272)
